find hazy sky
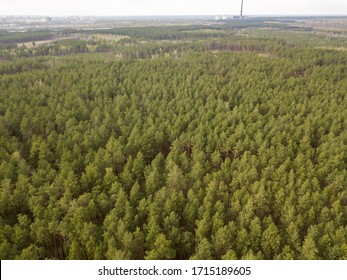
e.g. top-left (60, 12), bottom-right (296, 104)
top-left (1, 0), bottom-right (347, 16)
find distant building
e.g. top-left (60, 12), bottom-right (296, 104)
top-left (215, 15), bottom-right (230, 21)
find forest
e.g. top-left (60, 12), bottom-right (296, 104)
top-left (0, 18), bottom-right (347, 260)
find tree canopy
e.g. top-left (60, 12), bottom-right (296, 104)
top-left (0, 19), bottom-right (346, 260)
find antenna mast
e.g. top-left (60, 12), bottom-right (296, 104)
top-left (240, 0), bottom-right (244, 19)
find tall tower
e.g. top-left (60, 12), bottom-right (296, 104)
top-left (240, 0), bottom-right (244, 19)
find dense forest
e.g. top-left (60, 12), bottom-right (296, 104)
top-left (0, 19), bottom-right (347, 260)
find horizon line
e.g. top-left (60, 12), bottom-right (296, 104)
top-left (1, 14), bottom-right (347, 17)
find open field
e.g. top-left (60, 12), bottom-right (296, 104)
top-left (17, 34), bottom-right (128, 48)
top-left (17, 36), bottom-right (81, 48)
top-left (295, 17), bottom-right (347, 32)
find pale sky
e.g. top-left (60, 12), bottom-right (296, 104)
top-left (1, 0), bottom-right (347, 16)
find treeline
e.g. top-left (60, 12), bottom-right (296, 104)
top-left (2, 21), bottom-right (344, 63)
top-left (95, 25), bottom-right (226, 41)
top-left (0, 31), bottom-right (320, 64)
top-left (0, 31), bottom-right (53, 44)
top-left (0, 39), bottom-right (346, 259)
